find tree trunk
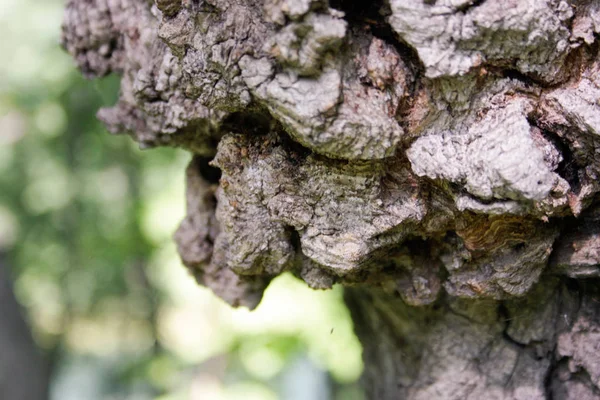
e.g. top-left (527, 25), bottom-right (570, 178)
top-left (345, 278), bottom-right (600, 400)
top-left (62, 0), bottom-right (600, 398)
top-left (0, 252), bottom-right (50, 400)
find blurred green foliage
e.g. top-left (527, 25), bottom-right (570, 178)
top-left (0, 0), bottom-right (363, 399)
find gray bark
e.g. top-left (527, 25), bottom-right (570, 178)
top-left (62, 0), bottom-right (600, 398)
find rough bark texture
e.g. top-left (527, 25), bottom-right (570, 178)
top-left (62, 0), bottom-right (600, 398)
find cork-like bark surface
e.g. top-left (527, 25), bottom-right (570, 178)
top-left (62, 0), bottom-right (600, 398)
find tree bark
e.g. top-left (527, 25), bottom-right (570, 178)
top-left (345, 278), bottom-right (600, 400)
top-left (62, 0), bottom-right (600, 398)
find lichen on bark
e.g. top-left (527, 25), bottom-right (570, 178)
top-left (62, 0), bottom-right (600, 398)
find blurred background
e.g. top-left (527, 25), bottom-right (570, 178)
top-left (0, 0), bottom-right (364, 398)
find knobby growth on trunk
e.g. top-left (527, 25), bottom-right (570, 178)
top-left (62, 0), bottom-right (600, 398)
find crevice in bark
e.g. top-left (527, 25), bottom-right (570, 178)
top-left (555, 152), bottom-right (582, 197)
top-left (361, 236), bottom-right (434, 270)
top-left (222, 108), bottom-right (317, 167)
top-left (498, 303), bottom-right (527, 349)
top-left (471, 63), bottom-right (557, 90)
top-left (589, 37), bottom-right (600, 60)
top-left (348, 236), bottom-right (445, 306)
top-left (220, 110), bottom-right (273, 137)
top-left (161, 119), bottom-right (222, 156)
top-left (330, 0), bottom-right (425, 84)
top-left (194, 156), bottom-right (222, 184)
top-left (329, 0), bottom-right (388, 23)
top-left (287, 226), bottom-right (302, 254)
top-left (455, 0), bottom-right (487, 14)
top-left (276, 127), bottom-right (314, 166)
top-left (544, 354), bottom-right (560, 400)
top-left (499, 67), bottom-right (545, 88)
top-left (528, 117), bottom-right (583, 195)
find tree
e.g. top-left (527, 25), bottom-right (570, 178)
top-left (0, 252), bottom-right (49, 399)
top-left (61, 0), bottom-right (600, 398)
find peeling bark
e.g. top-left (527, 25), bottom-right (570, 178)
top-left (62, 0), bottom-right (600, 398)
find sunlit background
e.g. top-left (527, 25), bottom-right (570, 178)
top-left (0, 0), bottom-right (364, 398)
